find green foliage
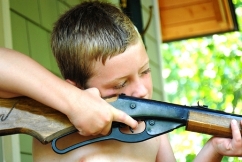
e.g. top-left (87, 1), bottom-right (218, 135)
top-left (186, 154), bottom-right (196, 162)
top-left (161, 1), bottom-right (242, 161)
top-left (162, 33), bottom-right (242, 112)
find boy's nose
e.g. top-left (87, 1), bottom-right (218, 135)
top-left (131, 79), bottom-right (148, 98)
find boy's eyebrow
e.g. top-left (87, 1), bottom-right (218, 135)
top-left (138, 60), bottom-right (150, 72)
top-left (140, 61), bottom-right (150, 70)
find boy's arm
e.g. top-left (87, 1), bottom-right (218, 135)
top-left (193, 139), bottom-right (223, 162)
top-left (0, 48), bottom-right (137, 136)
top-left (194, 120), bottom-right (242, 162)
top-left (156, 134), bottom-right (176, 162)
top-left (0, 90), bottom-right (20, 98)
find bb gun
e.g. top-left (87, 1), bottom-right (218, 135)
top-left (0, 95), bottom-right (241, 154)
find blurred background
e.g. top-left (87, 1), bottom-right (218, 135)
top-left (162, 0), bottom-right (242, 161)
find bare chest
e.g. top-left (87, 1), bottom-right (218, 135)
top-left (33, 135), bottom-right (161, 162)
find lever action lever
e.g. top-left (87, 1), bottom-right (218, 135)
top-left (52, 120), bottom-right (184, 154)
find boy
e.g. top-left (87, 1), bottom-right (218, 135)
top-left (0, 1), bottom-right (241, 161)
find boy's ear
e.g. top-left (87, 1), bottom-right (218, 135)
top-left (66, 79), bottom-right (84, 89)
top-left (66, 79), bottom-right (77, 86)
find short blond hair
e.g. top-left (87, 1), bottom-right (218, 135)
top-left (51, 1), bottom-right (139, 88)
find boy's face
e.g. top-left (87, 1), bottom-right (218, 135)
top-left (87, 40), bottom-right (153, 99)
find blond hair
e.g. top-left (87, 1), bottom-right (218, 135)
top-left (51, 1), bottom-right (139, 88)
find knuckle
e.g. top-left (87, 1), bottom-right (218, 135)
top-left (117, 111), bottom-right (127, 122)
top-left (103, 111), bottom-right (113, 123)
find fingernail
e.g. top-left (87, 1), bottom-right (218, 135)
top-left (231, 119), bottom-right (237, 125)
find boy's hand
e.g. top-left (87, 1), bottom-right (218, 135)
top-left (66, 87), bottom-right (138, 136)
top-left (195, 120), bottom-right (242, 162)
top-left (210, 120), bottom-right (242, 156)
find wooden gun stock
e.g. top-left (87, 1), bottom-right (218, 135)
top-left (187, 111), bottom-right (242, 138)
top-left (0, 97), bottom-right (75, 144)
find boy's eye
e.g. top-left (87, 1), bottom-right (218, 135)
top-left (114, 81), bottom-right (127, 89)
top-left (141, 68), bottom-right (151, 75)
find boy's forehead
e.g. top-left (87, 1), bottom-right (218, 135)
top-left (88, 40), bottom-right (149, 85)
top-left (92, 41), bottom-right (145, 72)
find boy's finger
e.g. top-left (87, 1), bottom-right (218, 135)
top-left (100, 123), bottom-right (112, 135)
top-left (112, 108), bottom-right (138, 129)
top-left (231, 120), bottom-right (241, 142)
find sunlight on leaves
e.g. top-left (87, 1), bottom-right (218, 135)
top-left (161, 1), bottom-right (242, 161)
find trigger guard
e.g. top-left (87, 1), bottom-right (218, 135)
top-left (51, 120), bottom-right (185, 154)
